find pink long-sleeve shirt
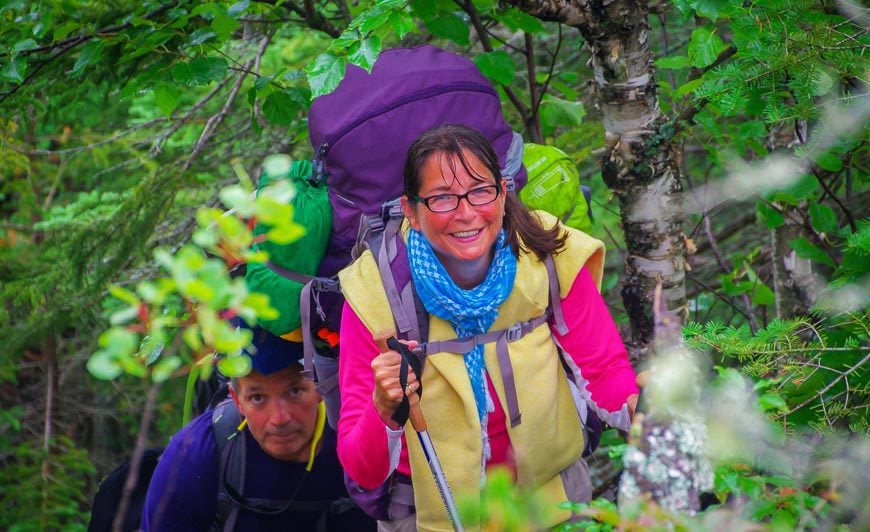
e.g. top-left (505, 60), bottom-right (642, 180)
top-left (337, 266), bottom-right (638, 489)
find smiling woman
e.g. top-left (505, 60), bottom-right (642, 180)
top-left (337, 124), bottom-right (639, 531)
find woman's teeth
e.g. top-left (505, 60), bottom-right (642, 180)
top-left (453, 230), bottom-right (480, 238)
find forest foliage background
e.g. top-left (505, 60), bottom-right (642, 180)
top-left (0, 0), bottom-right (867, 529)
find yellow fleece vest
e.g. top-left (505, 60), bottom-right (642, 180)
top-left (339, 211), bottom-right (605, 531)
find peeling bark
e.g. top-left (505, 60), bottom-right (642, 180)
top-left (771, 206), bottom-right (818, 318)
top-left (507, 0), bottom-right (687, 362)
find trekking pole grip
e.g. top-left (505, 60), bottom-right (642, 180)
top-left (374, 333), bottom-right (427, 432)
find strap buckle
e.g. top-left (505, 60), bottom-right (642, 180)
top-left (506, 323), bottom-right (524, 343)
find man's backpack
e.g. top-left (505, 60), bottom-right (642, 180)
top-left (88, 394), bottom-right (353, 532)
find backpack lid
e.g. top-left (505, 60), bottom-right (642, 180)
top-left (308, 45), bottom-right (527, 242)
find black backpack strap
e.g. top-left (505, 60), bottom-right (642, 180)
top-left (212, 399), bottom-right (245, 532)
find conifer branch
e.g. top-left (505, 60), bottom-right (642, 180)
top-left (784, 352), bottom-right (870, 417)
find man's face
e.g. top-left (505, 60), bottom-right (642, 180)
top-left (230, 365), bottom-right (320, 462)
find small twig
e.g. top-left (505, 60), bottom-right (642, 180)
top-left (457, 0), bottom-right (532, 129)
top-left (703, 214), bottom-right (760, 332)
top-left (111, 382), bottom-right (161, 532)
top-left (22, 118), bottom-right (166, 156)
top-left (784, 351), bottom-right (870, 416)
top-left (183, 33), bottom-right (273, 171)
top-left (149, 77), bottom-right (233, 157)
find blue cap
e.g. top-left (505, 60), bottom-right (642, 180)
top-left (232, 319), bottom-right (304, 375)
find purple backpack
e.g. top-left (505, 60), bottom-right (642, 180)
top-left (306, 45), bottom-right (527, 332)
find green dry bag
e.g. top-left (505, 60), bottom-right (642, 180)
top-left (244, 156), bottom-right (332, 337)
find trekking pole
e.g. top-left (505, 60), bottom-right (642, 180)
top-left (375, 334), bottom-right (465, 532)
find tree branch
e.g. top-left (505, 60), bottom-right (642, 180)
top-left (457, 0), bottom-right (532, 133)
top-left (183, 33), bottom-right (273, 171)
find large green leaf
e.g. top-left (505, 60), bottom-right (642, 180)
top-left (87, 351), bottom-right (123, 381)
top-left (0, 57), bottom-right (25, 83)
top-left (809, 203), bottom-right (838, 235)
top-left (389, 11), bottom-right (417, 39)
top-left (688, 26), bottom-right (728, 68)
top-left (656, 56), bottom-right (691, 70)
top-left (473, 51), bottom-right (514, 86)
top-left (71, 39), bottom-right (105, 76)
top-left (262, 90), bottom-right (300, 127)
top-left (154, 83), bottom-right (180, 117)
top-left (425, 14), bottom-right (470, 46)
top-left (790, 237), bottom-right (835, 268)
top-left (306, 53), bottom-right (347, 99)
top-left (756, 201), bottom-right (785, 229)
top-left (348, 36), bottom-right (381, 73)
top-left (171, 57), bottom-right (228, 86)
top-left (540, 96), bottom-right (586, 136)
top-left (494, 8), bottom-right (546, 33)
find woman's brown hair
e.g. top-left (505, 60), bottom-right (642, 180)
top-left (403, 124), bottom-right (567, 261)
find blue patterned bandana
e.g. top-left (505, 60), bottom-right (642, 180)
top-left (407, 228), bottom-right (516, 422)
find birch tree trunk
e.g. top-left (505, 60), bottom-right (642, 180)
top-left (508, 0), bottom-right (686, 362)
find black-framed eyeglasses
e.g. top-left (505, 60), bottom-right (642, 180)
top-left (412, 184), bottom-right (500, 213)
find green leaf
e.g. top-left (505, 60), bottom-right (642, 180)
top-left (306, 53), bottom-right (347, 99)
top-left (71, 40), bottom-right (104, 76)
top-left (87, 351), bottom-right (123, 380)
top-left (1, 57), bottom-right (26, 83)
top-left (389, 11), bottom-right (417, 39)
top-left (218, 354), bottom-right (252, 377)
top-left (109, 284), bottom-right (140, 306)
top-left (356, 5), bottom-right (394, 34)
top-left (409, 0), bottom-right (438, 20)
top-left (425, 14), bottom-right (470, 45)
top-left (12, 38), bottom-right (37, 54)
top-left (53, 22), bottom-right (79, 41)
top-left (152, 355), bottom-right (183, 383)
top-left (473, 51), bottom-right (514, 86)
top-left (676, 78), bottom-right (704, 97)
top-left (539, 96), bottom-right (585, 136)
top-left (790, 238), bottom-right (835, 268)
top-left (756, 201), bottom-right (785, 229)
top-left (494, 8), bottom-right (546, 33)
top-left (171, 57), bottom-right (228, 86)
top-left (688, 26), bottom-right (727, 68)
top-left (809, 203), bottom-right (838, 235)
top-left (262, 90), bottom-right (300, 127)
top-left (655, 56), bottom-right (691, 70)
top-left (99, 327), bottom-right (139, 356)
top-left (228, 0), bottom-right (251, 17)
top-left (759, 392), bottom-right (788, 413)
top-left (814, 151), bottom-right (843, 172)
top-left (187, 28), bottom-right (218, 46)
top-left (154, 83), bottom-right (180, 117)
top-left (110, 305), bottom-right (140, 326)
top-left (212, 13), bottom-right (239, 40)
top-left (689, 0), bottom-right (723, 20)
top-left (348, 37), bottom-right (380, 73)
top-left (751, 282), bottom-right (775, 306)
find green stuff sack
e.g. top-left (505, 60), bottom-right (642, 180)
top-left (521, 143), bottom-right (592, 234)
top-left (245, 156), bottom-right (332, 337)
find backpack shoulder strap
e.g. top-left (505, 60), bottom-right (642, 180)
top-left (212, 399), bottom-right (245, 532)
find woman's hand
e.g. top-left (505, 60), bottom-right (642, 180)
top-left (371, 339), bottom-right (420, 429)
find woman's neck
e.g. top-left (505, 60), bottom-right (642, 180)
top-left (435, 248), bottom-right (494, 290)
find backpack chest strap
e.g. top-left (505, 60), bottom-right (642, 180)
top-left (419, 310), bottom-right (551, 428)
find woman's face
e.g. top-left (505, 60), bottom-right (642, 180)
top-left (402, 149), bottom-right (506, 272)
